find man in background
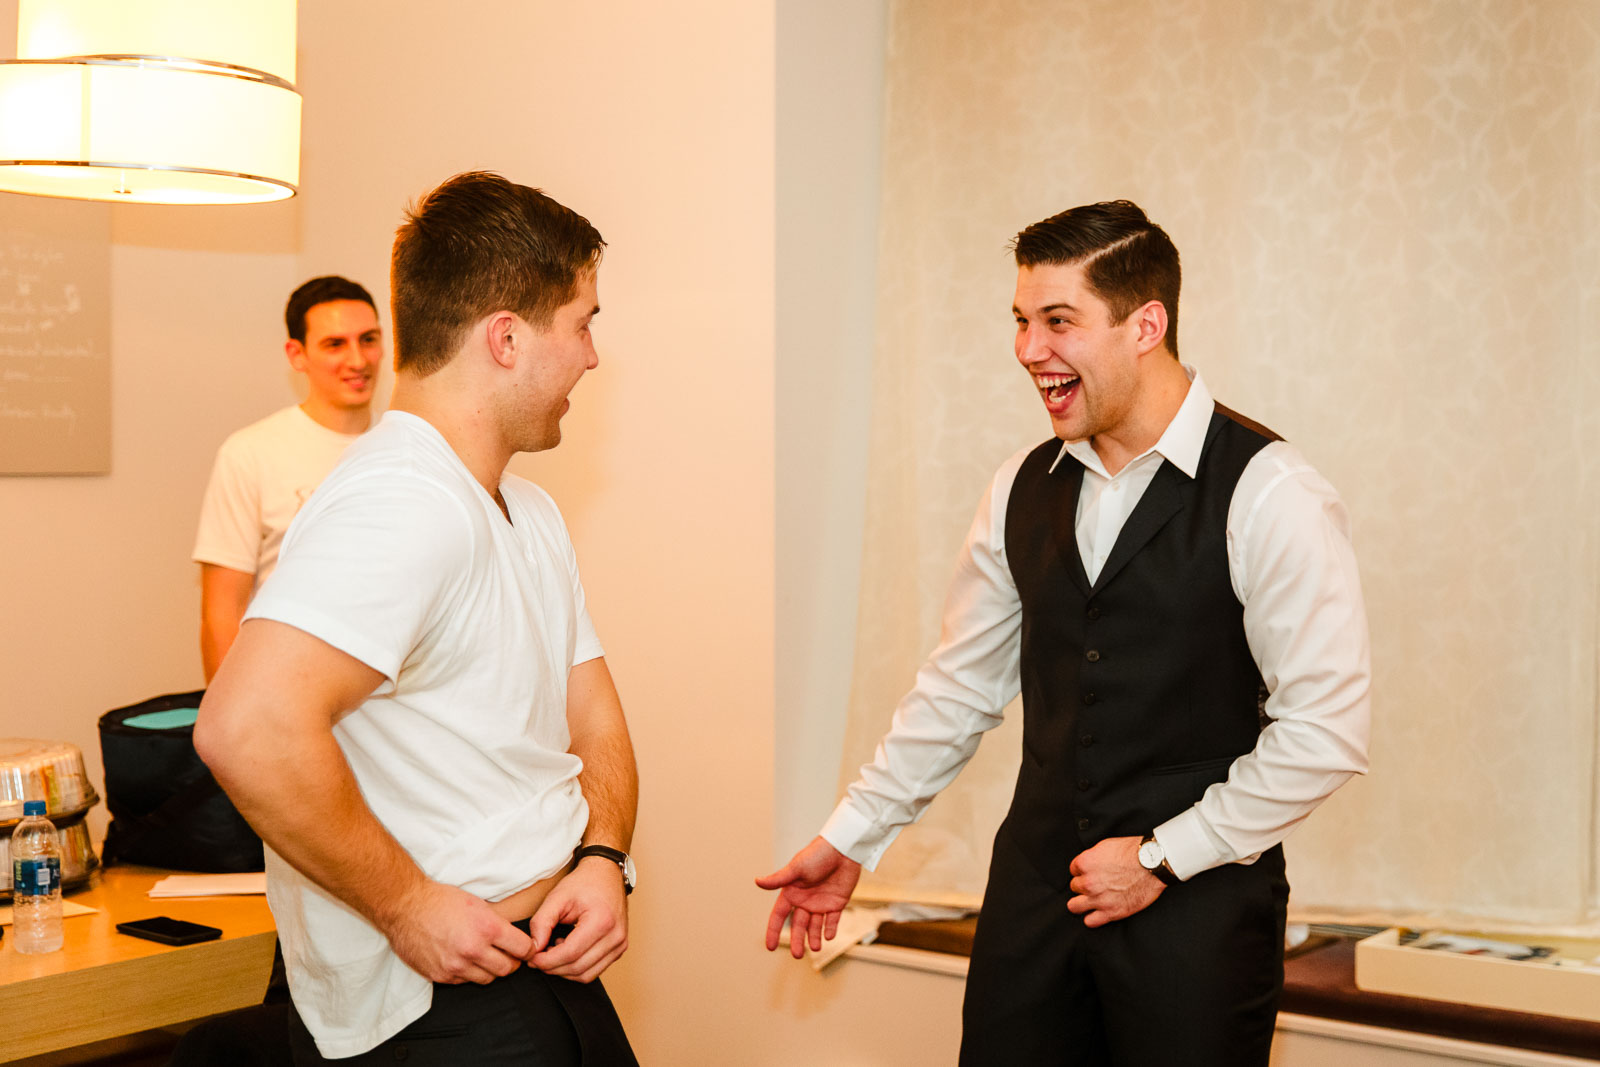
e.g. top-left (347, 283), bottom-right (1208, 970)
top-left (760, 201), bottom-right (1370, 1065)
top-left (193, 276), bottom-right (384, 681)
top-left (197, 172), bottom-right (639, 1064)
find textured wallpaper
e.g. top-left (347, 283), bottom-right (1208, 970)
top-left (841, 0), bottom-right (1600, 928)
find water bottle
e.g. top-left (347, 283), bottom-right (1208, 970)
top-left (11, 801), bottom-right (63, 953)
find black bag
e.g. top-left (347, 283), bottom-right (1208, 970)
top-left (98, 690), bottom-right (264, 872)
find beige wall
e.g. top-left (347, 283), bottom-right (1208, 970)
top-left (0, 4), bottom-right (298, 833)
top-left (0, 1), bottom-right (961, 1063)
top-left (291, 3), bottom-right (787, 1058)
top-left (0, 204), bottom-right (301, 848)
top-left (774, 0), bottom-right (886, 857)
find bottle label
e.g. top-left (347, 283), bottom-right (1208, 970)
top-left (12, 857), bottom-right (61, 896)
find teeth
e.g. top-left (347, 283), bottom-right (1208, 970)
top-left (1035, 374), bottom-right (1079, 389)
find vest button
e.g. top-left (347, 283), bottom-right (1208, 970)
top-left (1076, 817), bottom-right (1091, 831)
top-left (1085, 649), bottom-right (1101, 662)
top-left (1082, 692), bottom-right (1097, 705)
top-left (1079, 733), bottom-right (1094, 747)
top-left (1086, 606), bottom-right (1101, 620)
top-left (1076, 778), bottom-right (1091, 791)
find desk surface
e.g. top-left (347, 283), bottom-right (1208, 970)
top-left (0, 866), bottom-right (276, 1062)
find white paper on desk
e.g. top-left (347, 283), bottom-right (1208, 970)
top-left (0, 900), bottom-right (97, 926)
top-left (149, 873), bottom-right (267, 897)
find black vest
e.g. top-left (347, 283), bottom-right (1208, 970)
top-left (999, 405), bottom-right (1280, 889)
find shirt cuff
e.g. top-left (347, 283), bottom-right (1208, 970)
top-left (1153, 806), bottom-right (1231, 882)
top-left (819, 800), bottom-right (900, 871)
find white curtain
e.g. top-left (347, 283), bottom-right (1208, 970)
top-left (840, 0), bottom-right (1600, 930)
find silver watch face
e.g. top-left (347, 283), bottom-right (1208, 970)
top-left (623, 854), bottom-right (637, 889)
top-left (1137, 840), bottom-right (1163, 870)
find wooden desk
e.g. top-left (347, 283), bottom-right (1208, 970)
top-left (0, 866), bottom-right (275, 1062)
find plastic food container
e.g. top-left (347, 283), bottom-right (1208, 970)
top-left (0, 738), bottom-right (101, 829)
top-left (0, 817), bottom-right (100, 897)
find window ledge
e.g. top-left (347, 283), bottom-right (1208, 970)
top-left (840, 940), bottom-right (969, 978)
top-left (828, 918), bottom-right (1600, 1062)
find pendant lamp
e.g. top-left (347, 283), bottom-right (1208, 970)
top-left (0, 0), bottom-right (300, 204)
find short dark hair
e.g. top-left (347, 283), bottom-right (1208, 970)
top-left (390, 171), bottom-right (606, 376)
top-left (1012, 201), bottom-right (1182, 358)
top-left (284, 276), bottom-right (378, 343)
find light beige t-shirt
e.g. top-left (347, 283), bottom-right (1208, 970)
top-left (192, 405), bottom-right (363, 591)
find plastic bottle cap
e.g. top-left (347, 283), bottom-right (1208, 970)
top-left (22, 801), bottom-right (45, 816)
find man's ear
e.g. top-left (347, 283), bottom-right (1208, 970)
top-left (284, 339), bottom-right (307, 372)
top-left (1131, 300), bottom-right (1169, 357)
top-left (485, 311), bottom-right (521, 370)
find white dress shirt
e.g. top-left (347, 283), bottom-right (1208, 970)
top-left (821, 369), bottom-right (1371, 882)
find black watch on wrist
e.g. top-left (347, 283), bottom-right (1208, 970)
top-left (1137, 833), bottom-right (1179, 886)
top-left (574, 845), bottom-right (636, 895)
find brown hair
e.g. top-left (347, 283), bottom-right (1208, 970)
top-left (1012, 200), bottom-right (1181, 358)
top-left (391, 171), bottom-right (605, 376)
top-left (284, 276), bottom-right (376, 343)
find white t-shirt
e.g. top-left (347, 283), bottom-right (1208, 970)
top-left (245, 410), bottom-right (604, 1058)
top-left (193, 405), bottom-right (364, 590)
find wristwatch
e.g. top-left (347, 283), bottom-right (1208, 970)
top-left (1137, 833), bottom-right (1178, 886)
top-left (574, 844), bottom-right (636, 895)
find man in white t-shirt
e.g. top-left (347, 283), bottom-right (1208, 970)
top-left (193, 276), bottom-right (384, 681)
top-left (195, 173), bottom-right (639, 1065)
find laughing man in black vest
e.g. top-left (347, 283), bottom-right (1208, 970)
top-left (759, 201), bottom-right (1371, 1066)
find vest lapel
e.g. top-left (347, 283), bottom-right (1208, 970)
top-left (1090, 460), bottom-right (1186, 594)
top-left (1049, 459), bottom-right (1093, 596)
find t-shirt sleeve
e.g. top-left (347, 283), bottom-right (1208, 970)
top-left (556, 505), bottom-right (603, 666)
top-left (516, 482), bottom-right (603, 667)
top-left (245, 474), bottom-right (472, 684)
top-left (192, 436), bottom-right (263, 573)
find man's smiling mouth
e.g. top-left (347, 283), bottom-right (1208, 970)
top-left (1035, 373), bottom-right (1080, 405)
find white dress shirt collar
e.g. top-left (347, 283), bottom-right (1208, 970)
top-left (1049, 363), bottom-right (1212, 480)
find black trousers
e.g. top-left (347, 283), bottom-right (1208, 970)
top-left (289, 918), bottom-right (635, 1066)
top-left (172, 924), bottom-right (636, 1066)
top-left (959, 825), bottom-right (1288, 1067)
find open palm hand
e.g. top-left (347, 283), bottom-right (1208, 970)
top-left (756, 836), bottom-right (862, 959)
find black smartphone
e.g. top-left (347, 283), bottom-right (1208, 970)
top-left (116, 916), bottom-right (223, 946)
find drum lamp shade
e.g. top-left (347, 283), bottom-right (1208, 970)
top-left (0, 0), bottom-right (301, 204)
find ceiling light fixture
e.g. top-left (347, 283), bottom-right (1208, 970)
top-left (0, 0), bottom-right (300, 205)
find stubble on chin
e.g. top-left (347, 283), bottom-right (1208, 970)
top-left (520, 415), bottom-right (562, 454)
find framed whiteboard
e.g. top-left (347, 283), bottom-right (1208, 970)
top-left (0, 193), bottom-right (112, 475)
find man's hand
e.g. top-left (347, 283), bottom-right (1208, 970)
top-left (756, 836), bottom-right (862, 959)
top-left (526, 855), bottom-right (629, 983)
top-left (1066, 835), bottom-right (1165, 927)
top-left (381, 880), bottom-right (533, 985)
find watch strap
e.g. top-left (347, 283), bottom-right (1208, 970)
top-left (574, 845), bottom-right (634, 894)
